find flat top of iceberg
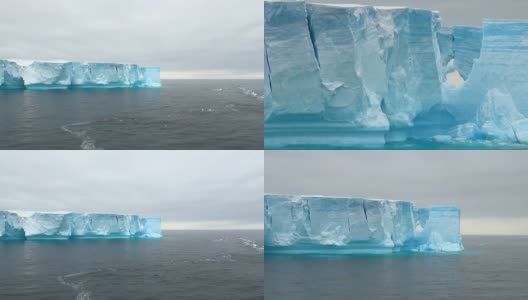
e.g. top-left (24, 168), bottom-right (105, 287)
top-left (310, 3), bottom-right (404, 9)
top-left (6, 210), bottom-right (71, 217)
top-left (3, 58), bottom-right (159, 67)
top-left (266, 194), bottom-right (459, 210)
top-left (266, 193), bottom-right (409, 203)
top-left (5, 210), bottom-right (153, 218)
top-left (308, 2), bottom-right (438, 12)
top-left (5, 59), bottom-right (70, 66)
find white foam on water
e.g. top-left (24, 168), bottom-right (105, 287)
top-left (240, 238), bottom-right (264, 253)
top-left (57, 271), bottom-right (92, 300)
top-left (76, 291), bottom-right (92, 300)
top-left (61, 121), bottom-right (99, 150)
top-left (225, 104), bottom-right (239, 112)
top-left (57, 268), bottom-right (117, 300)
top-left (198, 253), bottom-right (236, 263)
top-left (238, 87), bottom-right (264, 100)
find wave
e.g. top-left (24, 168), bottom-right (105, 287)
top-left (57, 271), bottom-right (93, 300)
top-left (58, 268), bottom-right (117, 300)
top-left (238, 87), bottom-right (264, 100)
top-left (194, 253), bottom-right (236, 263)
top-left (240, 238), bottom-right (264, 253)
top-left (225, 104), bottom-right (239, 112)
top-left (61, 121), bottom-right (99, 150)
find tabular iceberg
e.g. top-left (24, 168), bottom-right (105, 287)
top-left (264, 1), bottom-right (528, 149)
top-left (264, 194), bottom-right (463, 254)
top-left (0, 211), bottom-right (162, 240)
top-left (0, 59), bottom-right (161, 90)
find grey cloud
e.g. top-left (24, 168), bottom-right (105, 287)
top-left (265, 151), bottom-right (528, 219)
top-left (0, 0), bottom-right (263, 74)
top-left (309, 0), bottom-right (528, 26)
top-left (0, 151), bottom-right (263, 227)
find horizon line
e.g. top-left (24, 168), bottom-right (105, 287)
top-left (160, 70), bottom-right (263, 80)
top-left (162, 221), bottom-right (263, 230)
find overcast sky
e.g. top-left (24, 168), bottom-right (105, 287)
top-left (0, 0), bottom-right (263, 79)
top-left (310, 0), bottom-right (528, 26)
top-left (0, 151), bottom-right (263, 230)
top-left (266, 151), bottom-right (528, 235)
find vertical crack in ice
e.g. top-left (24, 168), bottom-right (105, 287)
top-left (362, 200), bottom-right (369, 224)
top-left (265, 48), bottom-right (273, 92)
top-left (306, 8), bottom-right (321, 68)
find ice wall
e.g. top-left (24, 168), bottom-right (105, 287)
top-left (264, 1), bottom-right (325, 120)
top-left (264, 194), bottom-right (463, 254)
top-left (0, 211), bottom-right (162, 240)
top-left (444, 20), bottom-right (528, 143)
top-left (264, 1), bottom-right (528, 148)
top-left (265, 2), bottom-right (444, 127)
top-left (0, 60), bottom-right (161, 89)
top-left (437, 27), bottom-right (454, 75)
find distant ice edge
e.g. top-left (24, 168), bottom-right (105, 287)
top-left (264, 1), bottom-right (528, 148)
top-left (264, 194), bottom-right (463, 254)
top-left (0, 60), bottom-right (161, 89)
top-left (0, 211), bottom-right (162, 240)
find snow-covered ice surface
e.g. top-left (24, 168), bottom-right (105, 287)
top-left (264, 194), bottom-right (463, 254)
top-left (0, 211), bottom-right (162, 240)
top-left (0, 60), bottom-right (161, 89)
top-left (264, 1), bottom-right (528, 149)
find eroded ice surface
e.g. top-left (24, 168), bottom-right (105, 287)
top-left (264, 194), bottom-right (463, 254)
top-left (264, 1), bottom-right (528, 149)
top-left (0, 60), bottom-right (161, 89)
top-left (0, 211), bottom-right (162, 240)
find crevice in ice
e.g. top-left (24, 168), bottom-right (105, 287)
top-left (362, 200), bottom-right (368, 224)
top-left (306, 11), bottom-right (321, 68)
top-left (265, 48), bottom-right (273, 92)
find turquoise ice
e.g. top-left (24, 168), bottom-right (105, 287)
top-left (264, 194), bottom-right (463, 254)
top-left (0, 60), bottom-right (161, 89)
top-left (264, 1), bottom-right (528, 149)
top-left (0, 211), bottom-right (162, 240)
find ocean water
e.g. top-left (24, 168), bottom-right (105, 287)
top-left (265, 236), bottom-right (528, 300)
top-left (0, 230), bottom-right (263, 300)
top-left (0, 80), bottom-right (263, 150)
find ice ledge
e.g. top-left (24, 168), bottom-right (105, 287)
top-left (264, 194), bottom-right (463, 255)
top-left (0, 210), bottom-right (162, 240)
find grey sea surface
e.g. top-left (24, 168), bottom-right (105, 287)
top-left (0, 80), bottom-right (263, 150)
top-left (0, 230), bottom-right (263, 300)
top-left (265, 235), bottom-right (528, 300)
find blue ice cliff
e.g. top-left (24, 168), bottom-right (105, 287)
top-left (0, 211), bottom-right (162, 240)
top-left (0, 60), bottom-right (161, 89)
top-left (265, 194), bottom-right (463, 254)
top-left (264, 1), bottom-right (528, 148)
